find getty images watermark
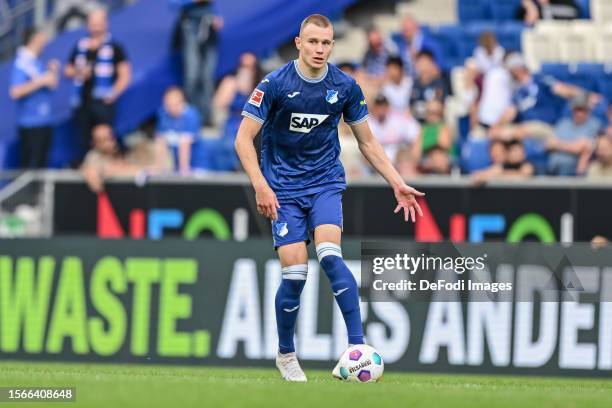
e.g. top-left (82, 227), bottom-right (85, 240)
top-left (360, 242), bottom-right (612, 302)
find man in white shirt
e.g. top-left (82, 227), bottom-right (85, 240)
top-left (478, 63), bottom-right (513, 127)
top-left (368, 94), bottom-right (420, 163)
top-left (381, 56), bottom-right (413, 114)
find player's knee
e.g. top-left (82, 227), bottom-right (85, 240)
top-left (279, 264), bottom-right (307, 297)
top-left (317, 242), bottom-right (355, 284)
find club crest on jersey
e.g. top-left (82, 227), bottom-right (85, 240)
top-left (326, 89), bottom-right (339, 104)
top-left (249, 89), bottom-right (264, 107)
top-left (274, 222), bottom-right (289, 237)
top-left (289, 113), bottom-right (329, 133)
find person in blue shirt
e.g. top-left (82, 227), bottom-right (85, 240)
top-left (497, 53), bottom-right (581, 127)
top-left (156, 86), bottom-right (201, 174)
top-left (393, 14), bottom-right (444, 77)
top-left (9, 28), bottom-right (59, 168)
top-left (235, 14), bottom-right (424, 382)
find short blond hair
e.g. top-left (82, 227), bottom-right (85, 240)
top-left (299, 14), bottom-right (333, 35)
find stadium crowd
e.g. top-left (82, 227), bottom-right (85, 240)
top-left (7, 0), bottom-right (612, 191)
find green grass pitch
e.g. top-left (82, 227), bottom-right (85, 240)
top-left (1, 362), bottom-right (611, 408)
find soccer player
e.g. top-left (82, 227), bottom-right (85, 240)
top-left (235, 14), bottom-right (424, 382)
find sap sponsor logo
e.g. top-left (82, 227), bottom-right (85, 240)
top-left (289, 113), bottom-right (329, 133)
top-left (248, 89), bottom-right (264, 107)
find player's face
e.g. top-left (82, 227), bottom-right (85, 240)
top-left (296, 24), bottom-right (334, 71)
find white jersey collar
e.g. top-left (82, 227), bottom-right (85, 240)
top-left (293, 59), bottom-right (328, 83)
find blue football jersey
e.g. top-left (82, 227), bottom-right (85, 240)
top-left (512, 75), bottom-right (560, 125)
top-left (242, 60), bottom-right (368, 198)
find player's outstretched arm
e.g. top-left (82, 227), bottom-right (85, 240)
top-left (350, 120), bottom-right (425, 222)
top-left (234, 117), bottom-right (280, 220)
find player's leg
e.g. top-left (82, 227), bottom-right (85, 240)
top-left (272, 200), bottom-right (309, 382)
top-left (309, 189), bottom-right (365, 346)
top-left (275, 242), bottom-right (308, 355)
top-left (313, 223), bottom-right (365, 379)
top-left (313, 224), bottom-right (364, 346)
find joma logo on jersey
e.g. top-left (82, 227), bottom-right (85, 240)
top-left (289, 113), bottom-right (329, 133)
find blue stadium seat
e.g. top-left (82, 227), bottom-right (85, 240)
top-left (191, 139), bottom-right (216, 171)
top-left (429, 26), bottom-right (464, 70)
top-left (461, 138), bottom-right (491, 173)
top-left (523, 139), bottom-right (548, 175)
top-left (576, 63), bottom-right (605, 77)
top-left (575, 0), bottom-right (590, 18)
top-left (540, 63), bottom-right (571, 80)
top-left (191, 137), bottom-right (239, 172)
top-left (597, 79), bottom-right (612, 105)
top-left (490, 0), bottom-right (521, 21)
top-left (496, 22), bottom-right (523, 52)
top-left (458, 0), bottom-right (491, 22)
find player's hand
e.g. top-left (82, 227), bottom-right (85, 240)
top-left (393, 184), bottom-right (425, 223)
top-left (255, 183), bottom-right (280, 220)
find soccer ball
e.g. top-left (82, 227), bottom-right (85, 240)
top-left (337, 344), bottom-right (384, 382)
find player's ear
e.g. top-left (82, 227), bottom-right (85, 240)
top-left (295, 36), bottom-right (301, 51)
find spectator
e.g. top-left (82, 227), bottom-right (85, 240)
top-left (461, 58), bottom-right (480, 128)
top-left (547, 93), bottom-right (601, 176)
top-left (516, 0), bottom-right (580, 25)
top-left (470, 140), bottom-right (508, 180)
top-left (171, 0), bottom-right (222, 125)
top-left (395, 146), bottom-right (419, 178)
top-left (420, 145), bottom-right (451, 175)
top-left (393, 14), bottom-right (443, 76)
top-left (361, 27), bottom-right (397, 79)
top-left (80, 124), bottom-right (151, 192)
top-left (472, 140), bottom-right (534, 184)
top-left (213, 52), bottom-right (262, 140)
top-left (64, 8), bottom-right (131, 162)
top-left (476, 53), bottom-right (513, 129)
top-left (489, 140), bottom-right (508, 166)
top-left (410, 51), bottom-right (450, 123)
top-left (587, 131), bottom-right (612, 179)
top-left (412, 100), bottom-right (453, 161)
top-left (497, 53), bottom-right (580, 127)
top-left (368, 94), bottom-right (420, 163)
top-left (380, 56), bottom-right (413, 114)
top-left (9, 28), bottom-right (59, 168)
top-left (473, 32), bottom-right (505, 73)
top-left (155, 86), bottom-right (201, 174)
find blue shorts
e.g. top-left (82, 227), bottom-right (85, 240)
top-left (271, 188), bottom-right (344, 249)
